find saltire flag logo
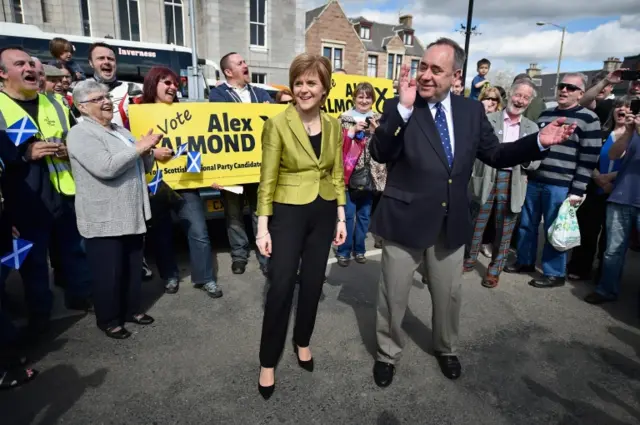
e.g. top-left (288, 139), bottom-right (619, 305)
top-left (171, 143), bottom-right (188, 160)
top-left (5, 116), bottom-right (38, 147)
top-left (148, 169), bottom-right (163, 195)
top-left (0, 238), bottom-right (34, 270)
top-left (186, 151), bottom-right (201, 173)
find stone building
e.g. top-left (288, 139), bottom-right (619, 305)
top-left (305, 0), bottom-right (425, 80)
top-left (0, 0), bottom-right (305, 85)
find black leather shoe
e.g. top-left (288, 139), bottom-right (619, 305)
top-left (584, 292), bottom-right (614, 305)
top-left (231, 261), bottom-right (246, 275)
top-left (528, 276), bottom-right (565, 288)
top-left (104, 326), bottom-right (131, 340)
top-left (127, 314), bottom-right (155, 325)
top-left (258, 383), bottom-right (275, 400)
top-left (373, 361), bottom-right (395, 387)
top-left (504, 264), bottom-right (536, 274)
top-left (293, 341), bottom-right (314, 372)
top-left (436, 355), bottom-right (461, 380)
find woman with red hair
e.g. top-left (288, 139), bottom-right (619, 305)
top-left (139, 66), bottom-right (222, 299)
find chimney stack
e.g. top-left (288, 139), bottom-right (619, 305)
top-left (603, 57), bottom-right (622, 73)
top-left (399, 14), bottom-right (413, 28)
top-left (526, 63), bottom-right (541, 78)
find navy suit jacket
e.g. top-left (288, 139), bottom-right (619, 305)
top-left (208, 83), bottom-right (274, 104)
top-left (369, 93), bottom-right (547, 250)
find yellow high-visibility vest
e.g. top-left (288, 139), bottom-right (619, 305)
top-left (0, 92), bottom-right (76, 196)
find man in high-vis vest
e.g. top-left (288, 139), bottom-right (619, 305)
top-left (86, 42), bottom-right (153, 280)
top-left (0, 47), bottom-right (91, 337)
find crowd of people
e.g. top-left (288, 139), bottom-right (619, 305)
top-left (0, 33), bottom-right (638, 400)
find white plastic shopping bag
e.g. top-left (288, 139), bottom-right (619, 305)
top-left (547, 199), bottom-right (581, 252)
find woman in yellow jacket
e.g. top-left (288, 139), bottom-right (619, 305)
top-left (255, 54), bottom-right (347, 399)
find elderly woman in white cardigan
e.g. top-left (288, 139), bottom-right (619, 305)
top-left (67, 80), bottom-right (162, 339)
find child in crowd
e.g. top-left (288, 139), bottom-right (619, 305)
top-left (469, 58), bottom-right (491, 100)
top-left (49, 37), bottom-right (85, 81)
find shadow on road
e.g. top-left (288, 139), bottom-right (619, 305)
top-left (0, 365), bottom-right (108, 425)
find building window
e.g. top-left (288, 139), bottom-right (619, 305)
top-left (252, 73), bottom-right (266, 84)
top-left (367, 55), bottom-right (378, 78)
top-left (387, 54), bottom-right (403, 80)
top-left (360, 26), bottom-right (370, 40)
top-left (11, 0), bottom-right (23, 23)
top-left (80, 0), bottom-right (91, 36)
top-left (403, 33), bottom-right (413, 45)
top-left (411, 59), bottom-right (419, 78)
top-left (250, 0), bottom-right (266, 47)
top-left (322, 45), bottom-right (343, 71)
top-left (165, 0), bottom-right (184, 45)
top-left (119, 0), bottom-right (140, 41)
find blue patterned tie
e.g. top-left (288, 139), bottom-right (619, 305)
top-left (434, 102), bottom-right (454, 167)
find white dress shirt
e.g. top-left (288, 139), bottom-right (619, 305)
top-left (396, 94), bottom-right (546, 154)
top-left (226, 82), bottom-right (252, 103)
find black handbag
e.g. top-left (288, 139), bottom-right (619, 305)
top-left (348, 146), bottom-right (374, 194)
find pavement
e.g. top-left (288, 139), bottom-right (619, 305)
top-left (1, 220), bottom-right (640, 425)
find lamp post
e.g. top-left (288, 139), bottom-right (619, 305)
top-left (537, 21), bottom-right (566, 97)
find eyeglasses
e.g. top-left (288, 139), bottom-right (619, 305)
top-left (557, 83), bottom-right (582, 92)
top-left (162, 80), bottom-right (178, 87)
top-left (80, 94), bottom-right (112, 104)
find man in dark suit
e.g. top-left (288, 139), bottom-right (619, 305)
top-left (369, 38), bottom-right (576, 386)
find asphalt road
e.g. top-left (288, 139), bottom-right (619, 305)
top-left (1, 220), bottom-right (639, 425)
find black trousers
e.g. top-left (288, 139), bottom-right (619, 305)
top-left (567, 188), bottom-right (608, 278)
top-left (259, 197), bottom-right (337, 368)
top-left (85, 234), bottom-right (144, 330)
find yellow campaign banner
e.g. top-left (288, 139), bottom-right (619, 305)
top-left (128, 74), bottom-right (394, 190)
top-left (322, 74), bottom-right (395, 117)
top-left (129, 102), bottom-right (286, 189)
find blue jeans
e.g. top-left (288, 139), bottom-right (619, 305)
top-left (337, 190), bottom-right (373, 257)
top-left (222, 183), bottom-right (267, 267)
top-left (150, 190), bottom-right (215, 285)
top-left (516, 181), bottom-right (569, 277)
top-left (0, 199), bottom-right (91, 320)
top-left (596, 203), bottom-right (640, 299)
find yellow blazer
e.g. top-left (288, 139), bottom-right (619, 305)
top-left (257, 105), bottom-right (346, 216)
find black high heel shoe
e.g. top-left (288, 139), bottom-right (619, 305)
top-left (258, 382), bottom-right (275, 400)
top-left (292, 340), bottom-right (314, 372)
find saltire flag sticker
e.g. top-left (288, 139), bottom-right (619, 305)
top-left (186, 151), bottom-right (201, 173)
top-left (171, 143), bottom-right (188, 160)
top-left (1, 238), bottom-right (34, 270)
top-left (148, 169), bottom-right (163, 195)
top-left (5, 116), bottom-right (38, 147)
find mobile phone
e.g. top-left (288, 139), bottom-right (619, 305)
top-left (631, 99), bottom-right (640, 115)
top-left (364, 117), bottom-right (372, 129)
top-left (621, 70), bottom-right (640, 81)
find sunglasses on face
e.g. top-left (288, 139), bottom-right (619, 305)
top-left (557, 83), bottom-right (582, 92)
top-left (484, 97), bottom-right (499, 102)
top-left (162, 80), bottom-right (178, 87)
top-left (80, 94), bottom-right (112, 104)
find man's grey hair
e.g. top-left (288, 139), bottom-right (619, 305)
top-left (509, 79), bottom-right (538, 99)
top-left (72, 80), bottom-right (108, 106)
top-left (562, 72), bottom-right (588, 90)
top-left (426, 38), bottom-right (466, 71)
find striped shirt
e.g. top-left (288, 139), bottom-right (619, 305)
top-left (529, 105), bottom-right (602, 197)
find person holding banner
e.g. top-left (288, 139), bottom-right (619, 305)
top-left (255, 53), bottom-right (347, 399)
top-left (139, 66), bottom-right (222, 298)
top-left (209, 52), bottom-right (273, 277)
top-left (67, 80), bottom-right (161, 339)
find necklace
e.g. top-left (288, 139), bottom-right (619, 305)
top-left (303, 114), bottom-right (320, 135)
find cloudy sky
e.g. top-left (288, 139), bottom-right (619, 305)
top-left (305, 0), bottom-right (639, 85)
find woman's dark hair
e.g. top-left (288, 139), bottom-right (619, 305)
top-left (353, 82), bottom-right (376, 103)
top-left (140, 66), bottom-right (180, 104)
top-left (275, 87), bottom-right (293, 103)
top-left (603, 95), bottom-right (634, 135)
